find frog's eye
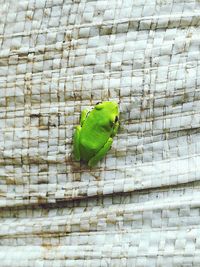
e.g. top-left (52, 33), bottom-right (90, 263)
top-left (95, 101), bottom-right (102, 105)
top-left (95, 102), bottom-right (104, 110)
top-left (115, 116), bottom-right (118, 122)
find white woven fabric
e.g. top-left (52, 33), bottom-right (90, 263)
top-left (0, 0), bottom-right (200, 266)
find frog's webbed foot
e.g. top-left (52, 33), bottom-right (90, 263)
top-left (88, 137), bottom-right (113, 167)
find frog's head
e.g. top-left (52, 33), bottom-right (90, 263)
top-left (95, 101), bottom-right (119, 125)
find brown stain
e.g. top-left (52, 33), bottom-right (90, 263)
top-left (42, 243), bottom-right (54, 261)
top-left (30, 113), bottom-right (41, 118)
top-left (6, 177), bottom-right (15, 185)
top-left (92, 174), bottom-right (101, 181)
top-left (42, 243), bottom-right (53, 250)
top-left (37, 196), bottom-right (47, 205)
top-left (172, 92), bottom-right (190, 107)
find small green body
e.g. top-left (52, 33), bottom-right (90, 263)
top-left (73, 101), bottom-right (119, 167)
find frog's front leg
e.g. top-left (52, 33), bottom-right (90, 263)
top-left (73, 125), bottom-right (81, 160)
top-left (88, 137), bottom-right (113, 167)
top-left (80, 109), bottom-right (90, 126)
top-left (112, 121), bottom-right (119, 137)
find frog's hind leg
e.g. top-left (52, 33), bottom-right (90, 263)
top-left (88, 137), bottom-right (113, 167)
top-left (73, 125), bottom-right (81, 160)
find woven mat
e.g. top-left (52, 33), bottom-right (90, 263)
top-left (0, 0), bottom-right (200, 266)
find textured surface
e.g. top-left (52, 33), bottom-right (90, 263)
top-left (0, 0), bottom-right (200, 266)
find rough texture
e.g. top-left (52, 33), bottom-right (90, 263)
top-left (0, 0), bottom-right (200, 266)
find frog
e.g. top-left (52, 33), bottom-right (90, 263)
top-left (73, 101), bottom-right (119, 167)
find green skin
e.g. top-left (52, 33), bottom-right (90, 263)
top-left (73, 101), bottom-right (119, 167)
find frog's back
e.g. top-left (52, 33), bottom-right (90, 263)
top-left (79, 109), bottom-right (111, 161)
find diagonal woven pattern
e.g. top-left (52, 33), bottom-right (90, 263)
top-left (0, 0), bottom-right (200, 266)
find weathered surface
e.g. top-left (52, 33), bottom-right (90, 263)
top-left (0, 0), bottom-right (200, 266)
